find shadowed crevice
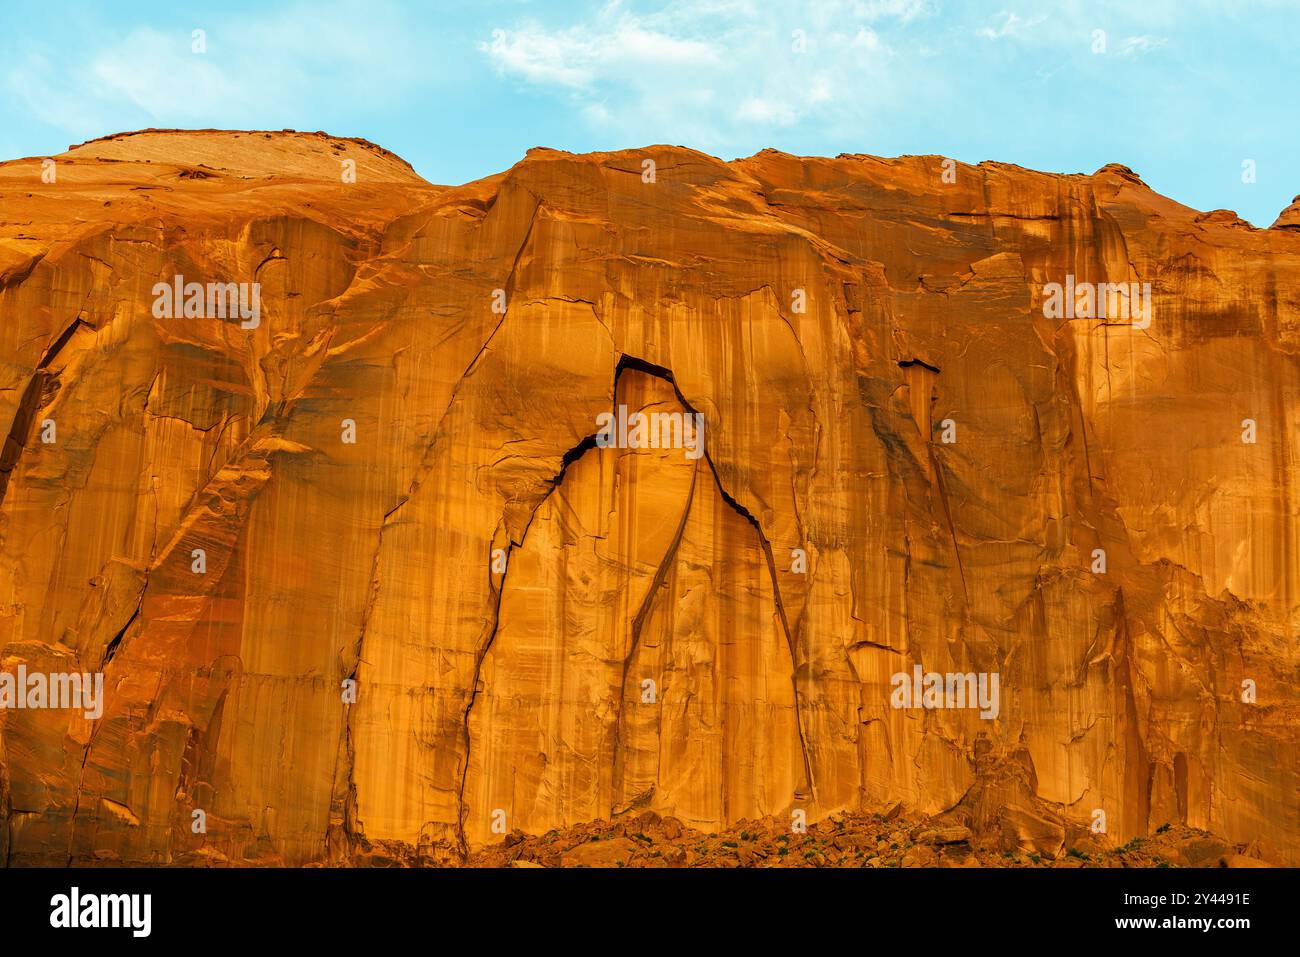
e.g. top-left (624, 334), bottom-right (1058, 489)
top-left (0, 316), bottom-right (94, 508)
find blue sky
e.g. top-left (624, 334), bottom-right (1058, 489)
top-left (1, 0), bottom-right (1296, 225)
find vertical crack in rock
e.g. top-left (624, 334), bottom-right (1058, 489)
top-left (0, 316), bottom-right (93, 507)
top-left (99, 602), bottom-right (140, 670)
top-left (67, 720), bottom-right (100, 865)
top-left (456, 355), bottom-right (820, 854)
top-left (898, 357), bottom-right (968, 605)
top-left (610, 462), bottom-right (699, 811)
top-left (698, 449), bottom-right (818, 803)
top-left (343, 202), bottom-right (550, 862)
top-left (35, 317), bottom-right (95, 372)
top-left (454, 534), bottom-right (513, 860)
top-left (366, 196), bottom-right (545, 526)
top-left (927, 446), bottom-right (969, 604)
top-left (328, 533), bottom-right (382, 860)
top-left (0, 371), bottom-right (53, 506)
top-left (454, 428), bottom-right (600, 857)
top-left (617, 354), bottom-right (819, 803)
top-left (1112, 589), bottom-right (1153, 835)
top-left (504, 194), bottom-right (542, 305)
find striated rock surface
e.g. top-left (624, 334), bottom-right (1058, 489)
top-left (0, 129), bottom-right (1296, 866)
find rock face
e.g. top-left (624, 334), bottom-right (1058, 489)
top-left (0, 129), bottom-right (1296, 866)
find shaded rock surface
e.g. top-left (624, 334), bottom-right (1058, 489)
top-left (0, 130), bottom-right (1297, 866)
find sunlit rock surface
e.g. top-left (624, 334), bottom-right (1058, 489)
top-left (0, 130), bottom-right (1296, 866)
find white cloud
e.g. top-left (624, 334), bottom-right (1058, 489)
top-left (87, 28), bottom-right (257, 120)
top-left (7, 52), bottom-right (114, 132)
top-left (1117, 35), bottom-right (1169, 56)
top-left (481, 22), bottom-right (719, 91)
top-left (978, 13), bottom-right (1019, 39)
top-left (855, 0), bottom-right (928, 22)
top-left (583, 102), bottom-right (614, 125)
top-left (5, 1), bottom-right (426, 135)
top-left (853, 28), bottom-right (882, 50)
top-left (977, 12), bottom-right (1046, 40)
top-left (483, 28), bottom-right (599, 88)
top-left (478, 1), bottom-right (908, 149)
top-left (736, 97), bottom-right (799, 125)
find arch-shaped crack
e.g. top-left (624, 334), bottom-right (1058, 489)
top-left (455, 354), bottom-right (817, 854)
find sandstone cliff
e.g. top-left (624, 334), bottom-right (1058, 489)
top-left (0, 130), bottom-right (1295, 866)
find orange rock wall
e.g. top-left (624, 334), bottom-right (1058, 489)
top-left (0, 130), bottom-right (1295, 865)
